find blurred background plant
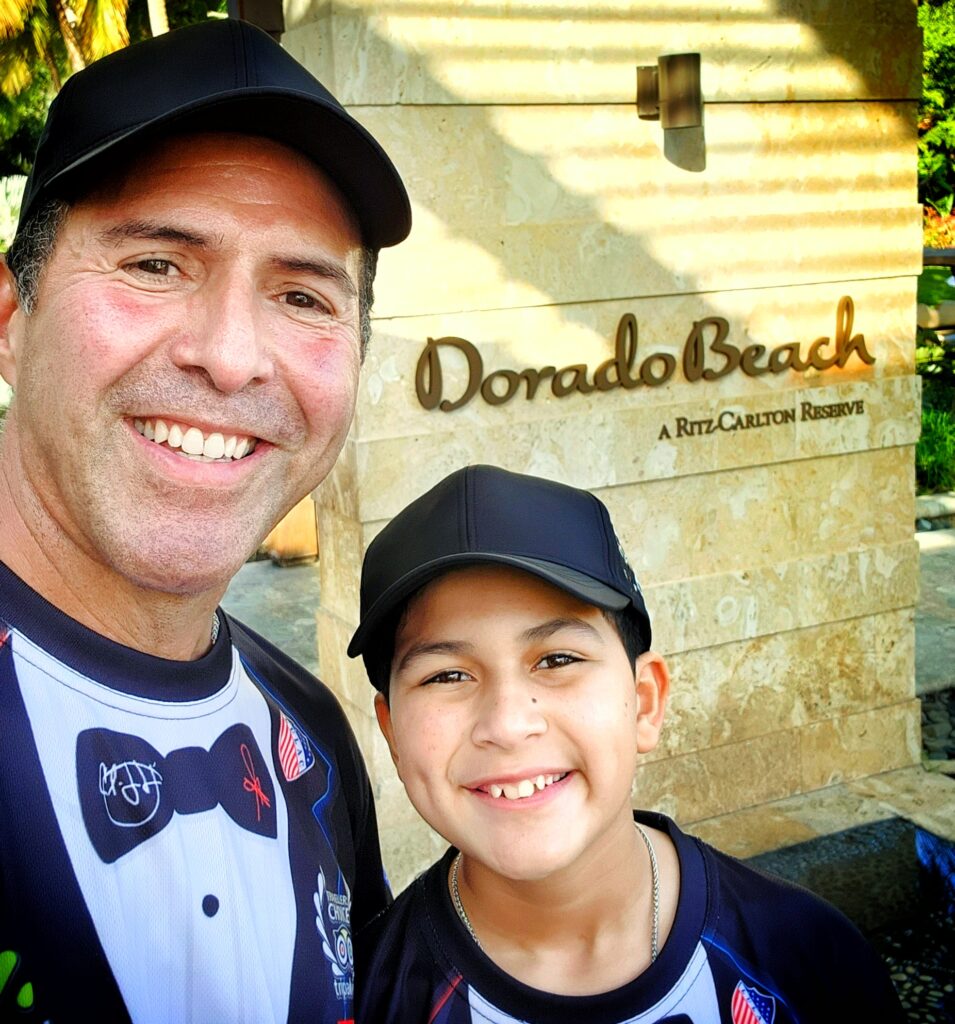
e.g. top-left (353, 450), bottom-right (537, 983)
top-left (918, 0), bottom-right (955, 493)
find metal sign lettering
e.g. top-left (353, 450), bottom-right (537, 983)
top-left (414, 296), bottom-right (874, 412)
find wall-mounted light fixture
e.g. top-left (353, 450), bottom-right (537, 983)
top-left (636, 53), bottom-right (702, 129)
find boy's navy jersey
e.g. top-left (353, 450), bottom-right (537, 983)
top-left (357, 812), bottom-right (904, 1024)
top-left (0, 560), bottom-right (389, 1023)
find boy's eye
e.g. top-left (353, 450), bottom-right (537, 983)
top-left (535, 652), bottom-right (580, 670)
top-left (422, 668), bottom-right (473, 686)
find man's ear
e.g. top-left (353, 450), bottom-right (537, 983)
top-left (374, 691), bottom-right (403, 777)
top-left (0, 257), bottom-right (24, 389)
top-left (634, 651), bottom-right (670, 754)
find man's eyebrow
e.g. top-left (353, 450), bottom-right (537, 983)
top-left (96, 220), bottom-right (213, 248)
top-left (268, 256), bottom-right (357, 299)
top-left (395, 640), bottom-right (474, 675)
top-left (520, 617), bottom-right (604, 645)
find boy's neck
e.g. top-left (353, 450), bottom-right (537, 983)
top-left (452, 817), bottom-right (681, 996)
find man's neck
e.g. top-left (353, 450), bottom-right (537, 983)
top-left (0, 452), bottom-right (223, 661)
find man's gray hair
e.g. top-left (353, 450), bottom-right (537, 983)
top-left (6, 198), bottom-right (380, 355)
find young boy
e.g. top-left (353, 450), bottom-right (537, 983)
top-left (348, 465), bottom-right (904, 1023)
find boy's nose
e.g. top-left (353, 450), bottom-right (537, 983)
top-left (470, 678), bottom-right (547, 749)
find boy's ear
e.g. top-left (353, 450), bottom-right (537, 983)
top-left (374, 691), bottom-right (403, 776)
top-left (0, 257), bottom-right (24, 389)
top-left (634, 651), bottom-right (669, 754)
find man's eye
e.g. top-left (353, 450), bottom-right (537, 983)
top-left (282, 291), bottom-right (330, 312)
top-left (130, 258), bottom-right (176, 276)
top-left (536, 652), bottom-right (579, 670)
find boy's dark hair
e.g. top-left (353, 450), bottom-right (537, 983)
top-left (367, 577), bottom-right (647, 699)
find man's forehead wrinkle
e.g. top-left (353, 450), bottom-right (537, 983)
top-left (96, 220), bottom-right (216, 249)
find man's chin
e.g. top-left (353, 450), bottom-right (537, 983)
top-left (106, 537), bottom-right (256, 599)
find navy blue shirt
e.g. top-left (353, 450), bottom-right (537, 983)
top-left (357, 812), bottom-right (903, 1023)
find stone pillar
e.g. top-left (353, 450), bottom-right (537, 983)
top-left (287, 0), bottom-right (924, 890)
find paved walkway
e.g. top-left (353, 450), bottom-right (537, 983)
top-left (917, 527), bottom-right (955, 696)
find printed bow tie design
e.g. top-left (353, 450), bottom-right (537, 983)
top-left (76, 723), bottom-right (277, 863)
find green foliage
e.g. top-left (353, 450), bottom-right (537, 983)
top-left (127, 0), bottom-right (225, 41)
top-left (918, 266), bottom-right (955, 306)
top-left (919, 0), bottom-right (955, 220)
top-left (917, 406), bottom-right (955, 492)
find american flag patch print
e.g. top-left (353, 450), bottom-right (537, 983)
top-left (732, 980), bottom-right (776, 1024)
top-left (277, 711), bottom-right (315, 781)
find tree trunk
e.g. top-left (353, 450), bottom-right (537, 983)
top-left (146, 0), bottom-right (168, 35)
top-left (49, 0), bottom-right (85, 73)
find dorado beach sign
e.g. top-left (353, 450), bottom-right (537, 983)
top-left (414, 296), bottom-right (875, 413)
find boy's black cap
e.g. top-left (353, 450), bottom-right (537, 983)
top-left (18, 18), bottom-right (411, 249)
top-left (348, 465), bottom-right (651, 670)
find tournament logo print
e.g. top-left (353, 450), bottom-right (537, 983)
top-left (731, 980), bottom-right (776, 1024)
top-left (314, 868), bottom-right (354, 1004)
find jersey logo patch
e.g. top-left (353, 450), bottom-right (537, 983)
top-left (731, 980), bottom-right (776, 1024)
top-left (314, 868), bottom-right (354, 1004)
top-left (277, 711), bottom-right (315, 781)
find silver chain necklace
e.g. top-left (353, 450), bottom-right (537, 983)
top-left (449, 820), bottom-right (660, 963)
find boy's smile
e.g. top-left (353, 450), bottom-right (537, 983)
top-left (376, 565), bottom-right (668, 884)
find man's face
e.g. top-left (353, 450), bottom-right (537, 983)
top-left (376, 566), bottom-right (667, 884)
top-left (0, 133), bottom-right (363, 594)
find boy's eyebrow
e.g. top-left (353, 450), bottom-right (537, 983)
top-left (520, 617), bottom-right (605, 645)
top-left (394, 640), bottom-right (475, 675)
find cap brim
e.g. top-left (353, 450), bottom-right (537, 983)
top-left (28, 90), bottom-right (411, 250)
top-left (347, 553), bottom-right (630, 658)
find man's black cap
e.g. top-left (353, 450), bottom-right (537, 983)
top-left (348, 465), bottom-right (652, 676)
top-left (18, 18), bottom-right (411, 249)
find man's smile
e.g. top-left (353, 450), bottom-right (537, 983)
top-left (132, 416), bottom-right (258, 463)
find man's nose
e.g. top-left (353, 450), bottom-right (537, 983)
top-left (470, 676), bottom-right (547, 749)
top-left (169, 272), bottom-right (275, 394)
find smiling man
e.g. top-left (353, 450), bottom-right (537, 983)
top-left (0, 18), bottom-right (410, 1024)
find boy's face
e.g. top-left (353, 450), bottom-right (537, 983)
top-left (375, 565), bottom-right (668, 883)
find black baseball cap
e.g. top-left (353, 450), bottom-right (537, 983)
top-left (348, 465), bottom-right (652, 675)
top-left (18, 18), bottom-right (411, 249)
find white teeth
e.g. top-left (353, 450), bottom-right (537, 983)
top-left (134, 418), bottom-right (255, 461)
top-left (204, 432), bottom-right (225, 460)
top-left (484, 773), bottom-right (566, 800)
top-left (182, 427), bottom-right (205, 455)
